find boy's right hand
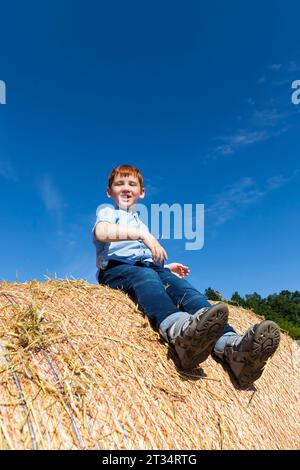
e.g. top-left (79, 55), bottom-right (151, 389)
top-left (140, 229), bottom-right (168, 264)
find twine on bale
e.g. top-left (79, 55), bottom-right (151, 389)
top-left (0, 279), bottom-right (299, 450)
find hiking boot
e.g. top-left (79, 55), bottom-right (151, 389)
top-left (169, 303), bottom-right (229, 370)
top-left (220, 320), bottom-right (281, 388)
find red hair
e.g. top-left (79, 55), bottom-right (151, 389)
top-left (108, 165), bottom-right (144, 189)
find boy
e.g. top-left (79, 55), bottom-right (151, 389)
top-left (93, 165), bottom-right (280, 388)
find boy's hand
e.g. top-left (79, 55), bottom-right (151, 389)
top-left (140, 230), bottom-right (168, 264)
top-left (165, 262), bottom-right (190, 279)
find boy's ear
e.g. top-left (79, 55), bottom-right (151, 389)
top-left (106, 187), bottom-right (112, 198)
top-left (139, 188), bottom-right (145, 199)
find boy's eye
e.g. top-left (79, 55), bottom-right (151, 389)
top-left (114, 180), bottom-right (137, 186)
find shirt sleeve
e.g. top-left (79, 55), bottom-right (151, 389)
top-left (92, 205), bottom-right (117, 233)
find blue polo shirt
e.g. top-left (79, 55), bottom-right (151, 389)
top-left (93, 204), bottom-right (154, 277)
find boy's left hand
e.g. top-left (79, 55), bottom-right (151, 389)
top-left (165, 263), bottom-right (190, 279)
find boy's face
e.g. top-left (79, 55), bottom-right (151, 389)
top-left (107, 173), bottom-right (145, 210)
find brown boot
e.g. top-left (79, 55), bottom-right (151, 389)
top-left (220, 320), bottom-right (280, 388)
top-left (169, 303), bottom-right (229, 370)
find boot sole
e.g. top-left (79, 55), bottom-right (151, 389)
top-left (236, 320), bottom-right (280, 388)
top-left (175, 303), bottom-right (229, 370)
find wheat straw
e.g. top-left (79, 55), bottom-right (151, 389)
top-left (0, 279), bottom-right (299, 449)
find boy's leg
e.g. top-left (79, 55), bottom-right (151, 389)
top-left (100, 262), bottom-right (231, 370)
top-left (98, 263), bottom-right (183, 329)
top-left (152, 265), bottom-right (236, 336)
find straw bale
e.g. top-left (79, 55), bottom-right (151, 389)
top-left (0, 279), bottom-right (299, 450)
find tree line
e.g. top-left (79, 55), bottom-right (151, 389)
top-left (204, 288), bottom-right (300, 339)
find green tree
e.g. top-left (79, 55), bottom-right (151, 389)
top-left (208, 288), bottom-right (300, 339)
top-left (230, 291), bottom-right (246, 307)
top-left (266, 294), bottom-right (300, 326)
top-left (245, 292), bottom-right (264, 311)
top-left (204, 287), bottom-right (222, 301)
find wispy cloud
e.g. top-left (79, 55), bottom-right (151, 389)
top-left (61, 253), bottom-right (97, 283)
top-left (206, 172), bottom-right (298, 226)
top-left (266, 61), bottom-right (299, 75)
top-left (268, 64), bottom-right (282, 71)
top-left (257, 75), bottom-right (266, 84)
top-left (56, 212), bottom-right (95, 248)
top-left (214, 129), bottom-right (270, 156)
top-left (144, 179), bottom-right (160, 197)
top-left (206, 177), bottom-right (263, 225)
top-left (257, 61), bottom-right (300, 87)
top-left (211, 118), bottom-right (288, 159)
top-left (0, 159), bottom-right (18, 181)
top-left (211, 66), bottom-right (295, 159)
top-left (265, 172), bottom-right (298, 190)
top-left (37, 175), bottom-right (67, 226)
top-left (251, 108), bottom-right (285, 127)
top-left (271, 78), bottom-right (291, 87)
top-left (287, 61), bottom-right (300, 73)
top-left (40, 209), bottom-right (97, 282)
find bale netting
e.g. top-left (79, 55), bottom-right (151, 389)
top-left (0, 279), bottom-right (299, 450)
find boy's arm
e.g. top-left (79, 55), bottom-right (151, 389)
top-left (94, 221), bottom-right (142, 242)
top-left (94, 222), bottom-right (168, 263)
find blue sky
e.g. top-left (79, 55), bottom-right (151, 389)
top-left (1, 0), bottom-right (300, 299)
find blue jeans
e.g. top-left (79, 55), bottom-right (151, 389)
top-left (98, 260), bottom-right (236, 340)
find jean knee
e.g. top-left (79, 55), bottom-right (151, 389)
top-left (131, 268), bottom-right (162, 288)
top-left (180, 289), bottom-right (211, 310)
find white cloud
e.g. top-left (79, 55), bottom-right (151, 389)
top-left (229, 131), bottom-right (268, 145)
top-left (251, 108), bottom-right (284, 127)
top-left (206, 173), bottom-right (297, 226)
top-left (287, 61), bottom-right (300, 73)
top-left (144, 181), bottom-right (160, 197)
top-left (205, 60), bottom-right (299, 163)
top-left (257, 61), bottom-right (300, 87)
top-left (271, 78), bottom-right (290, 87)
top-left (213, 121), bottom-right (289, 158)
top-left (268, 64), bottom-right (282, 71)
top-left (60, 253), bottom-right (97, 283)
top-left (215, 130), bottom-right (269, 156)
top-left (37, 175), bottom-right (67, 226)
top-left (215, 144), bottom-right (234, 155)
top-left (265, 170), bottom-right (299, 190)
top-left (257, 75), bottom-right (266, 84)
top-left (35, 208), bottom-right (97, 283)
top-left (206, 177), bottom-right (263, 225)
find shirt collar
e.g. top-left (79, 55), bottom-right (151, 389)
top-left (114, 204), bottom-right (138, 217)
